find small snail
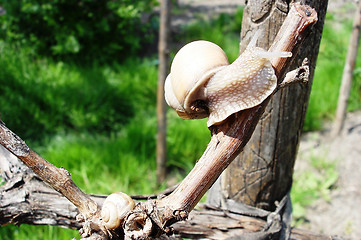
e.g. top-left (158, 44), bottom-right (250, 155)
top-left (101, 192), bottom-right (135, 230)
top-left (164, 32), bottom-right (292, 127)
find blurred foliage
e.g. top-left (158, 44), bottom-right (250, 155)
top-left (0, 225), bottom-right (78, 240)
top-left (174, 7), bottom-right (244, 62)
top-left (0, 0), bottom-right (158, 62)
top-left (0, 44), bottom-right (135, 141)
top-left (304, 12), bottom-right (361, 131)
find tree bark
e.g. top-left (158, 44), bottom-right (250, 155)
top-left (157, 0), bottom-right (172, 184)
top-left (208, 0), bottom-right (328, 211)
top-left (0, 145), bottom-right (80, 228)
top-left (0, 122), bottom-right (100, 220)
top-left (331, 0), bottom-right (361, 137)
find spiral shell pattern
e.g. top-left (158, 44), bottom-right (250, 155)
top-left (101, 192), bottom-right (135, 229)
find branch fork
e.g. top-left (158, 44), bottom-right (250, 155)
top-left (0, 3), bottom-right (317, 240)
top-left (123, 3), bottom-right (317, 238)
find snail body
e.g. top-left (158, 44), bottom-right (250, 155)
top-left (101, 192), bottom-right (135, 230)
top-left (164, 33), bottom-right (291, 127)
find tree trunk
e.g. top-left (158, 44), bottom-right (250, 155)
top-left (331, 0), bottom-right (361, 137)
top-left (208, 0), bottom-right (328, 211)
top-left (157, 0), bottom-right (172, 184)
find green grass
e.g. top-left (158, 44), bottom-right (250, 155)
top-left (0, 43), bottom-right (138, 141)
top-left (0, 225), bottom-right (78, 240)
top-left (1, 7), bottom-right (361, 240)
top-left (173, 7), bottom-right (244, 62)
top-left (304, 13), bottom-right (361, 131)
top-left (291, 154), bottom-right (338, 226)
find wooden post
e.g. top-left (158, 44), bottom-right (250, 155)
top-left (208, 0), bottom-right (328, 211)
top-left (331, 1), bottom-right (361, 137)
top-left (157, 0), bottom-right (171, 184)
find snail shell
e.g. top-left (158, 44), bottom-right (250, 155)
top-left (165, 40), bottom-right (229, 120)
top-left (101, 192), bottom-right (135, 230)
top-left (164, 34), bottom-right (291, 127)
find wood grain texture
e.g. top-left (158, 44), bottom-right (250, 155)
top-left (0, 145), bottom-right (80, 228)
top-left (157, 0), bottom-right (171, 184)
top-left (0, 122), bottom-right (100, 220)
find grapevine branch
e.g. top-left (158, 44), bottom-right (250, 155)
top-left (122, 3), bottom-right (317, 238)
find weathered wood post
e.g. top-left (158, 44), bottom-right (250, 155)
top-left (208, 0), bottom-right (328, 211)
top-left (157, 0), bottom-right (172, 184)
top-left (331, 0), bottom-right (361, 137)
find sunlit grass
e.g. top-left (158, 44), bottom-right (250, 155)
top-left (167, 111), bottom-right (210, 171)
top-left (0, 225), bottom-right (79, 240)
top-left (35, 112), bottom-right (210, 195)
top-left (0, 45), bottom-right (139, 141)
top-left (175, 7), bottom-right (244, 62)
top-left (304, 13), bottom-right (361, 131)
top-left (38, 132), bottom-right (158, 195)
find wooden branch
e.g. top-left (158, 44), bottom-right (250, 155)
top-left (0, 145), bottom-right (82, 228)
top-left (1, 174), bottom-right (81, 228)
top-left (0, 154), bottom-right (341, 240)
top-left (122, 3), bottom-right (318, 238)
top-left (171, 205), bottom-right (342, 240)
top-left (0, 122), bottom-right (100, 220)
top-left (0, 145), bottom-right (173, 228)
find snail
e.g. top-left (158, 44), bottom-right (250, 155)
top-left (164, 32), bottom-right (292, 127)
top-left (101, 192), bottom-right (135, 230)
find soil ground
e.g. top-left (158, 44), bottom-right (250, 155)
top-left (296, 110), bottom-right (361, 239)
top-left (174, 0), bottom-right (361, 239)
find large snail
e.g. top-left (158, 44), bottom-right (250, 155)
top-left (164, 32), bottom-right (292, 127)
top-left (101, 192), bottom-right (135, 230)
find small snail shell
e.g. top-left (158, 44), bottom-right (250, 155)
top-left (164, 33), bottom-right (291, 127)
top-left (101, 192), bottom-right (135, 230)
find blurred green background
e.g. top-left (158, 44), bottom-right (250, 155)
top-left (0, 1), bottom-right (360, 239)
